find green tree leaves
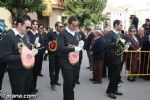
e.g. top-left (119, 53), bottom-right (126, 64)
top-left (0, 0), bottom-right (45, 19)
top-left (62, 0), bottom-right (107, 27)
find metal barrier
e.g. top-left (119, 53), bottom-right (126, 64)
top-left (121, 50), bottom-right (150, 76)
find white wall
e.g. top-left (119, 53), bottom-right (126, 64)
top-left (49, 9), bottom-right (63, 28)
top-left (27, 12), bottom-right (38, 20)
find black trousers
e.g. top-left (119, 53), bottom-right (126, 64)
top-left (103, 54), bottom-right (111, 78)
top-left (86, 50), bottom-right (93, 68)
top-left (32, 55), bottom-right (39, 91)
top-left (8, 68), bottom-right (32, 100)
top-left (0, 61), bottom-right (6, 90)
top-left (106, 55), bottom-right (121, 93)
top-left (77, 51), bottom-right (83, 81)
top-left (49, 54), bottom-right (61, 85)
top-left (36, 52), bottom-right (44, 75)
top-left (60, 58), bottom-right (79, 100)
top-left (44, 53), bottom-right (48, 60)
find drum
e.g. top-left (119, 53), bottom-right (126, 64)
top-left (20, 45), bottom-right (35, 69)
top-left (68, 52), bottom-right (79, 65)
top-left (48, 40), bottom-right (57, 51)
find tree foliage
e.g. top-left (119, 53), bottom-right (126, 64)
top-left (0, 0), bottom-right (45, 19)
top-left (62, 0), bottom-right (107, 27)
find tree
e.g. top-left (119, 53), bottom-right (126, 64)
top-left (0, 0), bottom-right (45, 20)
top-left (62, 0), bottom-right (107, 27)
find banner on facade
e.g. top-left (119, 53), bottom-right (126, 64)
top-left (51, 0), bottom-right (64, 9)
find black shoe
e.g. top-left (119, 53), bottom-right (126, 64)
top-left (127, 77), bottom-right (136, 82)
top-left (113, 92), bottom-right (123, 95)
top-left (119, 80), bottom-right (124, 83)
top-left (32, 89), bottom-right (38, 94)
top-left (51, 85), bottom-right (55, 90)
top-left (76, 81), bottom-right (80, 85)
top-left (0, 96), bottom-right (4, 100)
top-left (107, 93), bottom-right (116, 99)
top-left (38, 74), bottom-right (44, 77)
top-left (89, 78), bottom-right (94, 81)
top-left (92, 81), bottom-right (101, 84)
top-left (55, 82), bottom-right (61, 86)
top-left (103, 75), bottom-right (106, 78)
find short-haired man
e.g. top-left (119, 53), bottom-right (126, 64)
top-left (45, 22), bottom-right (63, 90)
top-left (106, 20), bottom-right (123, 99)
top-left (2, 15), bottom-right (32, 100)
top-left (57, 16), bottom-right (83, 100)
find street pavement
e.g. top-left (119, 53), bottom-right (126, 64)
top-left (1, 51), bottom-right (150, 100)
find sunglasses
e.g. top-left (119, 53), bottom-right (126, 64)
top-left (26, 26), bottom-right (31, 30)
top-left (58, 26), bottom-right (63, 28)
top-left (129, 30), bottom-right (136, 32)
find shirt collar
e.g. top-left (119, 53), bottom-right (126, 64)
top-left (66, 27), bottom-right (75, 36)
top-left (53, 29), bottom-right (59, 34)
top-left (112, 29), bottom-right (120, 35)
top-left (12, 28), bottom-right (24, 38)
top-left (31, 30), bottom-right (38, 35)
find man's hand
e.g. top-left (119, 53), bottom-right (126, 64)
top-left (75, 47), bottom-right (82, 52)
top-left (78, 40), bottom-right (84, 48)
top-left (32, 49), bottom-right (38, 56)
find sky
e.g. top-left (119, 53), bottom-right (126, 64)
top-left (107, 0), bottom-right (149, 9)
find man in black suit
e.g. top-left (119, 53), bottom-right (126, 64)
top-left (27, 20), bottom-right (42, 94)
top-left (84, 27), bottom-right (94, 70)
top-left (57, 16), bottom-right (83, 100)
top-left (0, 29), bottom-right (5, 100)
top-left (45, 22), bottom-right (63, 89)
top-left (2, 15), bottom-right (33, 100)
top-left (37, 24), bottom-right (46, 77)
top-left (106, 20), bottom-right (123, 99)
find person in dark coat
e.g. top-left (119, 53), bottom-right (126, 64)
top-left (57, 16), bottom-right (83, 100)
top-left (37, 24), bottom-right (46, 77)
top-left (125, 26), bottom-right (140, 82)
top-left (2, 15), bottom-right (33, 100)
top-left (103, 28), bottom-right (110, 78)
top-left (45, 22), bottom-right (63, 90)
top-left (0, 29), bottom-right (6, 100)
top-left (106, 20), bottom-right (123, 99)
top-left (27, 20), bottom-right (42, 94)
top-left (139, 27), bottom-right (150, 80)
top-left (130, 15), bottom-right (139, 29)
top-left (75, 28), bottom-right (86, 84)
top-left (91, 30), bottom-right (105, 84)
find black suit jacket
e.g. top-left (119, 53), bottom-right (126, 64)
top-left (2, 29), bottom-right (31, 69)
top-left (106, 30), bottom-right (122, 66)
top-left (106, 30), bottom-right (119, 56)
top-left (84, 32), bottom-right (94, 50)
top-left (57, 29), bottom-right (78, 59)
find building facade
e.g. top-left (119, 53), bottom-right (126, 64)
top-left (0, 0), bottom-right (65, 29)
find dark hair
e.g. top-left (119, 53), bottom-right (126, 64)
top-left (128, 26), bottom-right (137, 32)
top-left (31, 20), bottom-right (38, 25)
top-left (68, 16), bottom-right (78, 24)
top-left (16, 14), bottom-right (31, 26)
top-left (113, 20), bottom-right (121, 27)
top-left (38, 24), bottom-right (43, 28)
top-left (145, 18), bottom-right (150, 22)
top-left (64, 23), bottom-right (68, 27)
top-left (55, 22), bottom-right (61, 27)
